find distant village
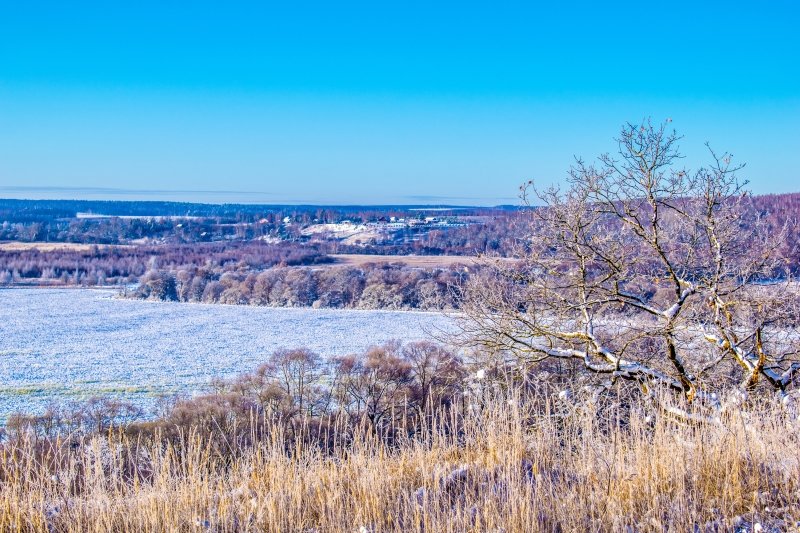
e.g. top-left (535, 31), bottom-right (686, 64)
top-left (0, 199), bottom-right (494, 246)
top-left (294, 216), bottom-right (467, 246)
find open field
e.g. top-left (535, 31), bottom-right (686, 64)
top-left (0, 242), bottom-right (131, 252)
top-left (330, 253), bottom-right (475, 268)
top-left (0, 288), bottom-right (455, 420)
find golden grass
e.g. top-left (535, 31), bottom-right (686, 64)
top-left (1, 396), bottom-right (798, 532)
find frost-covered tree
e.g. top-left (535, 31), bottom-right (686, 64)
top-left (459, 120), bottom-right (800, 416)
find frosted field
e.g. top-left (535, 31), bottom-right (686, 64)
top-left (0, 288), bottom-right (456, 421)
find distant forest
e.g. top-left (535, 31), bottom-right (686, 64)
top-left (1, 193), bottom-right (798, 310)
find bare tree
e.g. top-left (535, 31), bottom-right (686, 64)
top-left (403, 341), bottom-right (464, 413)
top-left (458, 120), bottom-right (800, 415)
top-left (333, 342), bottom-right (415, 431)
top-left (260, 348), bottom-right (325, 418)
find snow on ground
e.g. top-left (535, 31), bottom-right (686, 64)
top-left (0, 288), bottom-right (456, 421)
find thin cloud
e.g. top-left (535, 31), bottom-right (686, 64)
top-left (0, 186), bottom-right (274, 196)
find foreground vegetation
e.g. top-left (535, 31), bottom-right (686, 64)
top-left (3, 339), bottom-right (799, 531)
top-left (2, 389), bottom-right (798, 531)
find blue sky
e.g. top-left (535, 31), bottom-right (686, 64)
top-left (1, 1), bottom-right (798, 205)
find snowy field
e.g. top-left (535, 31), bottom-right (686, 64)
top-left (0, 288), bottom-right (456, 421)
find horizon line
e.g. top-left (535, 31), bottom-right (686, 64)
top-left (0, 186), bottom-right (519, 207)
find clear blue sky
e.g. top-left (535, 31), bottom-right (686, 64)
top-left (1, 1), bottom-right (798, 205)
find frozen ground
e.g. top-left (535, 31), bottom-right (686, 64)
top-left (0, 288), bottom-right (456, 421)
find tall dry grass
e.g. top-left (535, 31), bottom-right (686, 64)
top-left (1, 393), bottom-right (798, 532)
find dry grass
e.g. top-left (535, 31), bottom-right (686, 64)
top-left (1, 396), bottom-right (799, 532)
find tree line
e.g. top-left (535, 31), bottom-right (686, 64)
top-left (134, 261), bottom-right (467, 310)
top-left (0, 242), bottom-right (330, 286)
